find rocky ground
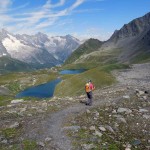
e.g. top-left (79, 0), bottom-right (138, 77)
top-left (0, 63), bottom-right (150, 150)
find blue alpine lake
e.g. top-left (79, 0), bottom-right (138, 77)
top-left (59, 69), bottom-right (86, 75)
top-left (16, 78), bottom-right (61, 99)
top-left (16, 69), bottom-right (86, 98)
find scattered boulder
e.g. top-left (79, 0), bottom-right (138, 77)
top-left (112, 109), bottom-right (117, 114)
top-left (68, 97), bottom-right (73, 101)
top-left (9, 122), bottom-right (20, 129)
top-left (37, 141), bottom-right (45, 147)
top-left (99, 126), bottom-right (106, 132)
top-left (131, 139), bottom-right (141, 146)
top-left (11, 99), bottom-right (24, 104)
top-left (142, 96), bottom-right (147, 100)
top-left (143, 115), bottom-right (150, 119)
top-left (41, 102), bottom-right (48, 110)
top-left (105, 125), bottom-right (115, 134)
top-left (125, 144), bottom-right (132, 150)
top-left (123, 95), bottom-right (130, 99)
top-left (94, 130), bottom-right (103, 137)
top-left (139, 109), bottom-right (148, 113)
top-left (62, 126), bottom-right (80, 132)
top-left (86, 109), bottom-right (90, 114)
top-left (1, 139), bottom-right (8, 144)
top-left (136, 89), bottom-right (145, 97)
top-left (94, 111), bottom-right (99, 117)
top-left (117, 108), bottom-right (132, 114)
top-left (82, 143), bottom-right (95, 150)
top-left (45, 137), bottom-right (52, 142)
top-left (19, 107), bottom-right (27, 113)
top-left (116, 117), bottom-right (127, 123)
top-left (89, 126), bottom-right (96, 131)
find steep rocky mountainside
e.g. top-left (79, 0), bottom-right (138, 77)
top-left (102, 12), bottom-right (150, 62)
top-left (66, 12), bottom-right (150, 64)
top-left (0, 29), bottom-right (80, 69)
top-left (110, 12), bottom-right (150, 41)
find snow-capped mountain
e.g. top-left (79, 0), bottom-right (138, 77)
top-left (0, 29), bottom-right (81, 68)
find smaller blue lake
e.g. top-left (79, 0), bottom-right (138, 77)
top-left (16, 69), bottom-right (86, 99)
top-left (59, 69), bottom-right (85, 75)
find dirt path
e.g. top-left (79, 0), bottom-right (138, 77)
top-left (23, 85), bottom-right (130, 150)
top-left (23, 63), bottom-right (150, 150)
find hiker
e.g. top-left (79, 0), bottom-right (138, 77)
top-left (85, 80), bottom-right (95, 106)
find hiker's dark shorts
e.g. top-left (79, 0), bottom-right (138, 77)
top-left (86, 91), bottom-right (92, 99)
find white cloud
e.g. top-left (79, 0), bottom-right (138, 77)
top-left (0, 0), bottom-right (87, 33)
top-left (69, 0), bottom-right (85, 10)
top-left (0, 0), bottom-right (106, 40)
top-left (73, 8), bottom-right (103, 13)
top-left (0, 0), bottom-right (12, 10)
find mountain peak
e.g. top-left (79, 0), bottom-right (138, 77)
top-left (36, 32), bottom-right (48, 38)
top-left (110, 12), bottom-right (150, 41)
top-left (0, 28), bottom-right (10, 35)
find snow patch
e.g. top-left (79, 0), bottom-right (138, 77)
top-left (2, 34), bottom-right (25, 53)
top-left (53, 54), bottom-right (59, 60)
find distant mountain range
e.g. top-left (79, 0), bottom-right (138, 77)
top-left (66, 12), bottom-right (150, 65)
top-left (1, 12), bottom-right (150, 73)
top-left (0, 30), bottom-right (80, 72)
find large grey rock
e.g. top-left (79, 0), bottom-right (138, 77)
top-left (117, 108), bottom-right (132, 114)
top-left (105, 125), bottom-right (115, 134)
top-left (94, 130), bottom-right (103, 137)
top-left (99, 126), bottom-right (106, 132)
top-left (82, 143), bottom-right (95, 150)
top-left (1, 139), bottom-right (8, 144)
top-left (62, 126), bottom-right (80, 132)
top-left (45, 137), bottom-right (52, 142)
top-left (123, 95), bottom-right (130, 99)
top-left (11, 99), bottom-right (24, 104)
top-left (86, 109), bottom-right (91, 114)
top-left (139, 109), bottom-right (148, 113)
top-left (143, 115), bottom-right (150, 119)
top-left (37, 141), bottom-right (45, 147)
top-left (116, 117), bottom-right (127, 123)
top-left (89, 126), bottom-right (96, 131)
top-left (9, 122), bottom-right (20, 128)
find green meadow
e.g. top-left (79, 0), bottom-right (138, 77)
top-left (54, 63), bottom-right (129, 97)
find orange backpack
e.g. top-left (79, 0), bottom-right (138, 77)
top-left (85, 83), bottom-right (90, 92)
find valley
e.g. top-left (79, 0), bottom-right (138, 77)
top-left (0, 11), bottom-right (150, 150)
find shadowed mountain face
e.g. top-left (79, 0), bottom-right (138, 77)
top-left (0, 56), bottom-right (33, 74)
top-left (66, 12), bottom-right (150, 64)
top-left (104, 12), bottom-right (150, 62)
top-left (65, 39), bottom-right (103, 64)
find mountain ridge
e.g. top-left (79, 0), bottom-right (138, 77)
top-left (0, 29), bottom-right (81, 70)
top-left (65, 12), bottom-right (150, 65)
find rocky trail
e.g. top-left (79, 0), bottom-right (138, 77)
top-left (23, 85), bottom-right (128, 150)
top-left (0, 63), bottom-right (150, 150)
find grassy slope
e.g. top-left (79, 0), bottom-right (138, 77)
top-left (65, 39), bottom-right (103, 64)
top-left (55, 64), bottom-right (129, 97)
top-left (0, 69), bottom-right (59, 105)
top-left (63, 48), bottom-right (122, 70)
top-left (131, 51), bottom-right (150, 63)
top-left (55, 68), bottom-right (114, 97)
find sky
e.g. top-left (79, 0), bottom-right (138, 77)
top-left (0, 0), bottom-right (150, 41)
